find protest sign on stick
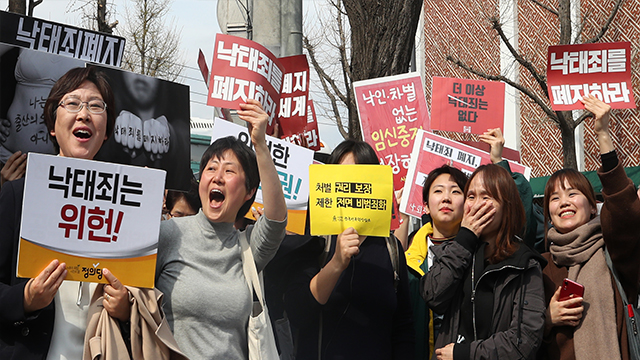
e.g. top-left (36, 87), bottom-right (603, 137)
top-left (546, 42), bottom-right (635, 110)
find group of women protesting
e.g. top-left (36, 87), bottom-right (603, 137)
top-left (1, 65), bottom-right (638, 360)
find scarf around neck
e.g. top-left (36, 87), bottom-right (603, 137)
top-left (548, 216), bottom-right (620, 360)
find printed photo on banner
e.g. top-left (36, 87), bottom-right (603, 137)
top-left (0, 10), bottom-right (125, 67)
top-left (277, 54), bottom-right (321, 151)
top-left (430, 76), bottom-right (505, 135)
top-left (93, 66), bottom-right (193, 192)
top-left (400, 130), bottom-right (531, 219)
top-left (18, 154), bottom-right (166, 288)
top-left (0, 43), bottom-right (85, 163)
top-left (547, 42), bottom-right (636, 110)
top-left (210, 118), bottom-right (314, 234)
top-left (309, 164), bottom-right (393, 237)
top-left (207, 33), bottom-right (284, 133)
top-left (354, 72), bottom-right (429, 191)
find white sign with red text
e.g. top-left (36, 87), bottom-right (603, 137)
top-left (18, 154), bottom-right (165, 287)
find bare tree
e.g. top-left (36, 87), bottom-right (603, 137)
top-left (9, 0), bottom-right (42, 16)
top-left (119, 0), bottom-right (185, 81)
top-left (447, 0), bottom-right (624, 169)
top-left (305, 0), bottom-right (423, 140)
top-left (68, 0), bottom-right (118, 34)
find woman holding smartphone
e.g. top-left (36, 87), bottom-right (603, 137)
top-left (540, 95), bottom-right (640, 360)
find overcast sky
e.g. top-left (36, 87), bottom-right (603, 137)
top-left (1, 0), bottom-right (344, 149)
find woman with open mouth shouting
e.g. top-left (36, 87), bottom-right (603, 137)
top-left (155, 99), bottom-right (288, 360)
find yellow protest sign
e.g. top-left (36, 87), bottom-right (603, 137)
top-left (309, 164), bottom-right (393, 237)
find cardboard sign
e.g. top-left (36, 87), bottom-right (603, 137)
top-left (547, 42), bottom-right (635, 110)
top-left (354, 73), bottom-right (429, 191)
top-left (210, 119), bottom-right (313, 234)
top-left (0, 10), bottom-right (125, 67)
top-left (207, 34), bottom-right (284, 132)
top-left (309, 164), bottom-right (393, 237)
top-left (18, 154), bottom-right (165, 288)
top-left (400, 130), bottom-right (531, 219)
top-left (430, 76), bottom-right (505, 135)
top-left (278, 55), bottom-right (311, 142)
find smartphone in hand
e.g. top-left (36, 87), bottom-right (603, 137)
top-left (559, 278), bottom-right (584, 306)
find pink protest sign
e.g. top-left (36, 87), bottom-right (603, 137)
top-left (207, 34), bottom-right (284, 132)
top-left (430, 77), bottom-right (505, 135)
top-left (354, 73), bottom-right (429, 191)
top-left (547, 42), bottom-right (635, 110)
top-left (400, 130), bottom-right (531, 219)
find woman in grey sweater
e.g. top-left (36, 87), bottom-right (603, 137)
top-left (155, 99), bottom-right (288, 359)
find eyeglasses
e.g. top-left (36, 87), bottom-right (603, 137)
top-left (58, 98), bottom-right (107, 114)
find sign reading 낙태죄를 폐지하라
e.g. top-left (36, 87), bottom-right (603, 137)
top-left (309, 164), bottom-right (393, 237)
top-left (0, 10), bottom-right (125, 67)
top-left (207, 34), bottom-right (285, 134)
top-left (18, 154), bottom-right (165, 288)
top-left (546, 42), bottom-right (636, 111)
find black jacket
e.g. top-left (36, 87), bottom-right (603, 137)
top-left (421, 227), bottom-right (546, 360)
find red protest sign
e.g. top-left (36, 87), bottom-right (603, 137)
top-left (547, 42), bottom-right (636, 110)
top-left (430, 77), bottom-right (505, 135)
top-left (280, 100), bottom-right (321, 151)
top-left (207, 34), bottom-right (284, 132)
top-left (198, 49), bottom-right (209, 86)
top-left (278, 54), bottom-right (310, 137)
top-left (354, 73), bottom-right (429, 191)
top-left (400, 130), bottom-right (530, 219)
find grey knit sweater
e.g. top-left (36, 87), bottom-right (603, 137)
top-left (155, 210), bottom-right (286, 359)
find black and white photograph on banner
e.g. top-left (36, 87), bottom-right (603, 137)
top-left (0, 44), bottom-right (85, 163)
top-left (94, 65), bottom-right (192, 191)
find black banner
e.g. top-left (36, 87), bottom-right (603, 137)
top-left (0, 10), bottom-right (125, 67)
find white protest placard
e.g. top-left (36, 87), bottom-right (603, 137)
top-left (18, 154), bottom-right (166, 288)
top-left (400, 130), bottom-right (531, 218)
top-left (210, 118), bottom-right (314, 234)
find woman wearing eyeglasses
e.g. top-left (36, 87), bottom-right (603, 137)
top-left (0, 66), bottom-right (134, 360)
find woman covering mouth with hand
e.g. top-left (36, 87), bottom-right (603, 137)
top-left (154, 99), bottom-right (288, 360)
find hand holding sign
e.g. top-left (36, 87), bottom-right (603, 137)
top-left (333, 227), bottom-right (363, 271)
top-left (102, 268), bottom-right (131, 321)
top-left (23, 259), bottom-right (67, 313)
top-left (238, 99), bottom-right (268, 146)
top-left (581, 94), bottom-right (613, 154)
top-left (479, 128), bottom-right (505, 164)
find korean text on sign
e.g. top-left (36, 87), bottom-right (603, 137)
top-left (309, 164), bottom-right (393, 237)
top-left (354, 73), bottom-right (430, 192)
top-left (18, 154), bottom-right (165, 287)
top-left (546, 42), bottom-right (636, 110)
top-left (208, 34), bottom-right (285, 127)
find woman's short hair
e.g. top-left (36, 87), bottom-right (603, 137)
top-left (327, 139), bottom-right (379, 165)
top-left (166, 176), bottom-right (201, 215)
top-left (199, 136), bottom-right (259, 221)
top-left (44, 66), bottom-right (116, 152)
top-left (543, 168), bottom-right (597, 248)
top-left (422, 165), bottom-right (468, 205)
top-left (465, 164), bottom-right (524, 264)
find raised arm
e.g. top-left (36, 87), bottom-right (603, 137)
top-left (238, 99), bottom-right (287, 222)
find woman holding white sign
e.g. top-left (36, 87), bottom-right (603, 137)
top-left (0, 66), bottom-right (135, 360)
top-left (284, 139), bottom-right (415, 359)
top-left (154, 99), bottom-right (288, 359)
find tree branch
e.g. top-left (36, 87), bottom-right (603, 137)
top-left (584, 0), bottom-right (624, 43)
top-left (446, 55), bottom-right (558, 123)
top-left (490, 17), bottom-right (549, 98)
top-left (303, 35), bottom-right (349, 138)
top-left (574, 109), bottom-right (593, 128)
top-left (526, 0), bottom-right (558, 16)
